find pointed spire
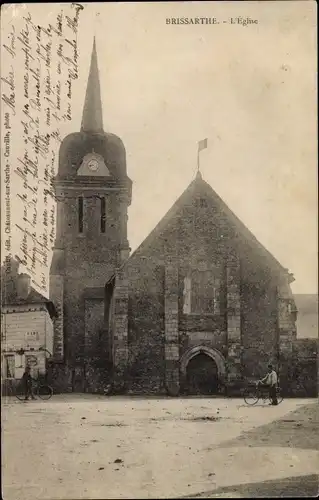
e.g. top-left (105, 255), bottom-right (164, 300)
top-left (81, 37), bottom-right (104, 133)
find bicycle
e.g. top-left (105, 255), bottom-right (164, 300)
top-left (6, 379), bottom-right (53, 401)
top-left (243, 382), bottom-right (283, 406)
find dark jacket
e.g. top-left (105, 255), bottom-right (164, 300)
top-left (22, 371), bottom-right (32, 387)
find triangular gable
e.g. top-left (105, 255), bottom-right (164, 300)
top-left (77, 152), bottom-right (111, 177)
top-left (128, 174), bottom-right (287, 274)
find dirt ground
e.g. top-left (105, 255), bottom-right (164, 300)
top-left (2, 396), bottom-right (318, 499)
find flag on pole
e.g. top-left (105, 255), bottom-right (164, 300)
top-left (198, 138), bottom-right (208, 153)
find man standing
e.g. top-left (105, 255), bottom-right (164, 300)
top-left (22, 366), bottom-right (36, 401)
top-left (260, 364), bottom-right (278, 405)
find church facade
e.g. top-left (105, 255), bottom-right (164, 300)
top-left (114, 175), bottom-right (300, 396)
top-left (49, 41), bottom-right (316, 396)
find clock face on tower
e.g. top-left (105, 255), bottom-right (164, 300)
top-left (77, 151), bottom-right (111, 177)
top-left (88, 158), bottom-right (99, 172)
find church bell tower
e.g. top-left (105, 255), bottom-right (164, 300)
top-left (49, 39), bottom-right (132, 386)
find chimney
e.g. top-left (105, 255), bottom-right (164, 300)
top-left (16, 273), bottom-right (31, 300)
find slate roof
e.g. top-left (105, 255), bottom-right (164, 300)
top-left (2, 287), bottom-right (57, 319)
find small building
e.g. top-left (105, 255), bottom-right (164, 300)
top-left (1, 265), bottom-right (56, 390)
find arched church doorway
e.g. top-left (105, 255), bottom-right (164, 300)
top-left (180, 345), bottom-right (226, 396)
top-left (186, 353), bottom-right (218, 395)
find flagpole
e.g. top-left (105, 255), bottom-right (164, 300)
top-left (196, 139), bottom-right (207, 177)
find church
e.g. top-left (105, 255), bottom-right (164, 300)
top-left (49, 40), bottom-right (312, 396)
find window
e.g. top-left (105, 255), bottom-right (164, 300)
top-left (4, 355), bottom-right (15, 378)
top-left (78, 197), bottom-right (84, 233)
top-left (100, 197), bottom-right (106, 233)
top-left (183, 276), bottom-right (192, 314)
top-left (191, 269), bottom-right (215, 313)
top-left (195, 198), bottom-right (208, 208)
top-left (183, 269), bottom-right (219, 315)
top-left (199, 198), bottom-right (207, 208)
top-left (25, 331), bottom-right (39, 341)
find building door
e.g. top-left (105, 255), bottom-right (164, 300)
top-left (3, 354), bottom-right (15, 379)
top-left (186, 353), bottom-right (219, 395)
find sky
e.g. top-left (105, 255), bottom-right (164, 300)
top-left (1, 1), bottom-right (317, 295)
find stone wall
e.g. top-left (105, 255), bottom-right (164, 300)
top-left (63, 261), bottom-right (116, 364)
top-left (164, 254), bottom-right (180, 394)
top-left (277, 275), bottom-right (298, 393)
top-left (285, 338), bottom-right (318, 397)
top-left (112, 268), bottom-right (129, 379)
top-left (49, 270), bottom-right (64, 361)
top-left (125, 254), bottom-right (165, 393)
top-left (84, 299), bottom-right (105, 350)
top-left (241, 280), bottom-right (278, 380)
top-left (48, 363), bottom-right (73, 393)
top-left (82, 298), bottom-right (109, 392)
top-left (50, 176), bottom-right (130, 391)
top-left (226, 253), bottom-right (242, 385)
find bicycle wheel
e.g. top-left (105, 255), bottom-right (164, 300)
top-left (276, 388), bottom-right (283, 405)
top-left (37, 385), bottom-right (53, 400)
top-left (244, 389), bottom-right (259, 405)
top-left (266, 388), bottom-right (283, 405)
